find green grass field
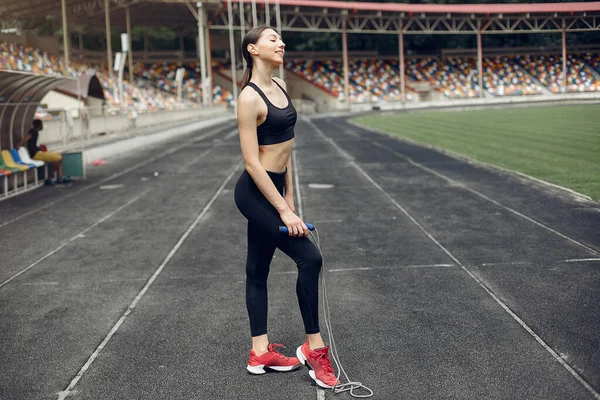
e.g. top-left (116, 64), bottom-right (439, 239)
top-left (351, 104), bottom-right (600, 201)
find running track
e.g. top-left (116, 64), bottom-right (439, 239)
top-left (1, 114), bottom-right (599, 400)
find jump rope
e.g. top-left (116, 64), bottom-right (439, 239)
top-left (279, 224), bottom-right (374, 398)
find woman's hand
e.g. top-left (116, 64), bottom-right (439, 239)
top-left (279, 208), bottom-right (308, 237)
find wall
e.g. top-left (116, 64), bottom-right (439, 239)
top-left (36, 105), bottom-right (229, 149)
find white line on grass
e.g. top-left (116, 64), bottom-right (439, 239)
top-left (0, 124), bottom-right (233, 229)
top-left (562, 258), bottom-right (600, 263)
top-left (308, 119), bottom-right (600, 400)
top-left (0, 189), bottom-right (151, 290)
top-left (56, 159), bottom-right (242, 400)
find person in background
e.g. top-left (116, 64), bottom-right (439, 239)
top-left (16, 119), bottom-right (71, 185)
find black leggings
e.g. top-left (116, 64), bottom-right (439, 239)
top-left (234, 169), bottom-right (322, 336)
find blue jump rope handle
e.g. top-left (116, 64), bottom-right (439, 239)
top-left (279, 223), bottom-right (314, 234)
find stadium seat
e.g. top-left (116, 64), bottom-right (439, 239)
top-left (0, 156), bottom-right (19, 174)
top-left (17, 147), bottom-right (44, 185)
top-left (0, 151), bottom-right (25, 195)
top-left (18, 147), bottom-right (44, 167)
top-left (10, 149), bottom-right (36, 169)
top-left (2, 150), bottom-right (29, 171)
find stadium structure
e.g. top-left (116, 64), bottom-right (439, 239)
top-left (1, 0), bottom-right (600, 196)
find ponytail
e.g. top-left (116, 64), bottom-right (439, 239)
top-left (240, 66), bottom-right (252, 90)
top-left (240, 26), bottom-right (272, 92)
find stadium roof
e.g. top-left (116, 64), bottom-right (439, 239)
top-left (2, 0), bottom-right (600, 31)
top-left (249, 0), bottom-right (600, 14)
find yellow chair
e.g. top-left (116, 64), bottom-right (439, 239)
top-left (1, 150), bottom-right (29, 172)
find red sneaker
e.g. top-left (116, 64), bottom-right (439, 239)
top-left (296, 341), bottom-right (341, 389)
top-left (247, 343), bottom-right (302, 375)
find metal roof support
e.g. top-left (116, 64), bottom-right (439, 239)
top-left (477, 19), bottom-right (484, 98)
top-left (251, 0), bottom-right (258, 27)
top-left (208, 8), bottom-right (600, 34)
top-left (61, 0), bottom-right (70, 76)
top-left (265, 0), bottom-right (270, 26)
top-left (227, 0), bottom-right (238, 114)
top-left (275, 0), bottom-right (283, 79)
top-left (342, 12), bottom-right (349, 107)
top-left (105, 0), bottom-right (114, 78)
top-left (240, 0), bottom-right (246, 68)
top-left (197, 2), bottom-right (208, 106)
top-left (398, 16), bottom-right (405, 104)
top-left (562, 20), bottom-right (568, 93)
top-left (126, 6), bottom-right (134, 84)
top-left (205, 13), bottom-right (213, 106)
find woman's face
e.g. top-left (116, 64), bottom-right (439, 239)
top-left (252, 29), bottom-right (285, 66)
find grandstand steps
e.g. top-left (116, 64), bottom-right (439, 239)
top-left (524, 71), bottom-right (553, 95)
top-left (212, 69), bottom-right (235, 93)
top-left (583, 61), bottom-right (600, 80)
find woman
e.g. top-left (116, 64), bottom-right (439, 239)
top-left (233, 26), bottom-right (339, 389)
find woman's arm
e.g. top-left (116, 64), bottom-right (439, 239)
top-left (284, 155), bottom-right (294, 213)
top-left (237, 89), bottom-right (307, 236)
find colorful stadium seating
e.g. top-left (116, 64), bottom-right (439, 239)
top-left (1, 150), bottom-right (29, 172)
top-left (283, 54), bottom-right (600, 101)
top-left (2, 40), bottom-right (600, 105)
top-left (133, 61), bottom-right (233, 104)
top-left (405, 57), bottom-right (477, 98)
top-left (0, 42), bottom-right (191, 113)
top-left (582, 52), bottom-right (600, 74)
top-left (517, 54), bottom-right (600, 93)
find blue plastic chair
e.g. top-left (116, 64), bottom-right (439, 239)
top-left (10, 149), bottom-right (36, 168)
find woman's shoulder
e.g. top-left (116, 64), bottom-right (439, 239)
top-left (238, 85), bottom-right (266, 116)
top-left (238, 85), bottom-right (261, 105)
top-left (272, 76), bottom-right (287, 91)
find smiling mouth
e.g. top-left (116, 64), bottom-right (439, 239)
top-left (275, 51), bottom-right (284, 56)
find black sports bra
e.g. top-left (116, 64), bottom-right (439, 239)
top-left (248, 80), bottom-right (297, 145)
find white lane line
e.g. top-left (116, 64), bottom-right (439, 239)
top-left (177, 130), bottom-right (238, 173)
top-left (0, 124), bottom-right (234, 229)
top-left (308, 119), bottom-right (600, 400)
top-left (0, 189), bottom-right (151, 290)
top-left (481, 259), bottom-right (600, 266)
top-left (317, 387), bottom-right (326, 400)
top-left (368, 141), bottom-right (600, 257)
top-left (292, 148), bottom-right (304, 219)
top-left (224, 129), bottom-right (239, 141)
top-left (562, 258), bottom-right (600, 263)
top-left (56, 159), bottom-right (242, 400)
top-left (480, 261), bottom-right (530, 267)
top-left (328, 264), bottom-right (454, 272)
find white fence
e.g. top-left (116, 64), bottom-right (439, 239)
top-left (34, 105), bottom-right (229, 151)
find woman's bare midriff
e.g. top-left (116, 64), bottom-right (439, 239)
top-left (258, 139), bottom-right (294, 173)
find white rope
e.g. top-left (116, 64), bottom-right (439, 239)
top-left (309, 228), bottom-right (374, 398)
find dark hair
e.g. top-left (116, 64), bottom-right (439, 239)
top-left (33, 119), bottom-right (43, 130)
top-left (240, 25), bottom-right (274, 90)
